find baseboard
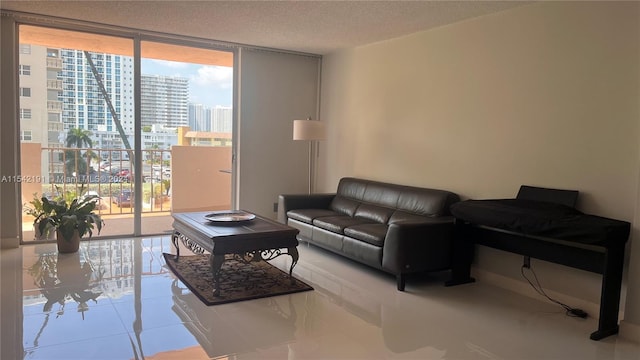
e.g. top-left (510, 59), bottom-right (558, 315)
top-left (619, 320), bottom-right (640, 344)
top-left (473, 268), bottom-right (602, 319)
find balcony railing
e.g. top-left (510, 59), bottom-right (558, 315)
top-left (47, 100), bottom-right (62, 112)
top-left (38, 147), bottom-right (173, 216)
top-left (46, 79), bottom-right (63, 90)
top-left (46, 57), bottom-right (62, 69)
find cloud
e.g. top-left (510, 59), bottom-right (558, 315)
top-left (191, 66), bottom-right (233, 89)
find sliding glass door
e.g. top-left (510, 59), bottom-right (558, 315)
top-left (19, 25), bottom-right (137, 240)
top-left (139, 41), bottom-right (233, 234)
top-left (18, 24), bottom-right (234, 242)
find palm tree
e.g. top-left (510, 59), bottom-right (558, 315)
top-left (65, 128), bottom-right (94, 180)
top-left (84, 149), bottom-right (100, 172)
top-left (66, 128), bottom-right (93, 149)
top-left (64, 149), bottom-right (88, 177)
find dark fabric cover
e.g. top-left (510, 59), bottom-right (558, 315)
top-left (517, 185), bottom-right (579, 207)
top-left (450, 199), bottom-right (630, 246)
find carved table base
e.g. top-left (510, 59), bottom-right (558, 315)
top-left (172, 230), bottom-right (299, 296)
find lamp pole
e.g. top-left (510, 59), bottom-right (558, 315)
top-left (293, 118), bottom-right (325, 194)
top-left (307, 140), bottom-right (313, 194)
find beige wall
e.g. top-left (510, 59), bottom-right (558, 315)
top-left (171, 146), bottom-right (232, 212)
top-left (20, 143), bottom-right (42, 206)
top-left (319, 1), bottom-right (640, 337)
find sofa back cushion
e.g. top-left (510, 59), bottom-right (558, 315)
top-left (336, 178), bottom-right (367, 199)
top-left (396, 188), bottom-right (456, 217)
top-left (354, 203), bottom-right (395, 223)
top-left (330, 195), bottom-right (360, 216)
top-left (335, 177), bottom-right (460, 218)
top-left (361, 182), bottom-right (403, 208)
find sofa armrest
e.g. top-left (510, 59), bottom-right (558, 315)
top-left (277, 193), bottom-right (336, 224)
top-left (382, 217), bottom-right (455, 274)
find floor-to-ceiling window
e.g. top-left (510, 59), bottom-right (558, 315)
top-left (17, 24), bottom-right (234, 242)
top-left (18, 25), bottom-right (137, 240)
top-left (139, 40), bottom-right (234, 234)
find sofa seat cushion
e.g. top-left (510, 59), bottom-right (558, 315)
top-left (313, 216), bottom-right (375, 234)
top-left (344, 224), bottom-right (388, 247)
top-left (287, 209), bottom-right (339, 224)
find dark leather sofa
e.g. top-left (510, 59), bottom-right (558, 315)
top-left (278, 177), bottom-right (460, 291)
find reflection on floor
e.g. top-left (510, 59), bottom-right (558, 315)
top-left (2, 236), bottom-right (639, 359)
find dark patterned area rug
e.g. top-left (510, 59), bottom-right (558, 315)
top-left (163, 253), bottom-right (313, 305)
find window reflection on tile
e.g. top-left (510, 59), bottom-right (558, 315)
top-left (6, 236), bottom-right (640, 360)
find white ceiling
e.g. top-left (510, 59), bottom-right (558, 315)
top-left (1, 1), bottom-right (530, 55)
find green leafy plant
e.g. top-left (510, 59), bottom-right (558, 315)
top-left (36, 195), bottom-right (104, 242)
top-left (24, 193), bottom-right (48, 223)
top-left (24, 192), bottom-right (57, 239)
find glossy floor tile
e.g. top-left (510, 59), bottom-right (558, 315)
top-left (2, 236), bottom-right (640, 359)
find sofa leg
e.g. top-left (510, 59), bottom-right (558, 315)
top-left (397, 274), bottom-right (406, 291)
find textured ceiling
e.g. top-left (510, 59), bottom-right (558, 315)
top-left (1, 1), bottom-right (530, 55)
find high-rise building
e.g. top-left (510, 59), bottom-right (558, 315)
top-left (18, 44), bottom-right (61, 146)
top-left (20, 44), bottom-right (194, 156)
top-left (18, 44), bottom-right (65, 177)
top-left (211, 106), bottom-right (232, 133)
top-left (59, 50), bottom-right (135, 134)
top-left (188, 103), bottom-right (212, 132)
top-left (141, 74), bottom-right (189, 128)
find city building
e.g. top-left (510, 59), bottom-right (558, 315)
top-left (59, 49), bottom-right (135, 134)
top-left (211, 105), bottom-right (232, 133)
top-left (140, 74), bottom-right (189, 129)
top-left (188, 103), bottom-right (211, 132)
top-left (188, 104), bottom-right (232, 133)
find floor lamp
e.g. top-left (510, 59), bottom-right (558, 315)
top-left (293, 118), bottom-right (326, 194)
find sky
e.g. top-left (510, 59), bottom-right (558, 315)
top-left (141, 59), bottom-right (233, 108)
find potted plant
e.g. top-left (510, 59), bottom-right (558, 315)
top-left (36, 195), bottom-right (104, 253)
top-left (24, 193), bottom-right (55, 240)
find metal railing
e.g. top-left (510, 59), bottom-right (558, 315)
top-left (40, 147), bottom-right (172, 215)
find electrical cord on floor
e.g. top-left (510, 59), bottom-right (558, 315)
top-left (520, 262), bottom-right (588, 319)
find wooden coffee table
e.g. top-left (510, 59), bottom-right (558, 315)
top-left (171, 211), bottom-right (300, 296)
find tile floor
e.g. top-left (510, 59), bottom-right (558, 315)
top-left (2, 236), bottom-right (640, 359)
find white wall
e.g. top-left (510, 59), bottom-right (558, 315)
top-left (319, 1), bottom-right (640, 339)
top-left (238, 49), bottom-right (320, 219)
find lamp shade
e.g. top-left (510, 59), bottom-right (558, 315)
top-left (293, 119), bottom-right (325, 140)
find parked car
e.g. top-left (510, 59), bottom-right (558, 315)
top-left (117, 169), bottom-right (132, 182)
top-left (113, 189), bottom-right (134, 207)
